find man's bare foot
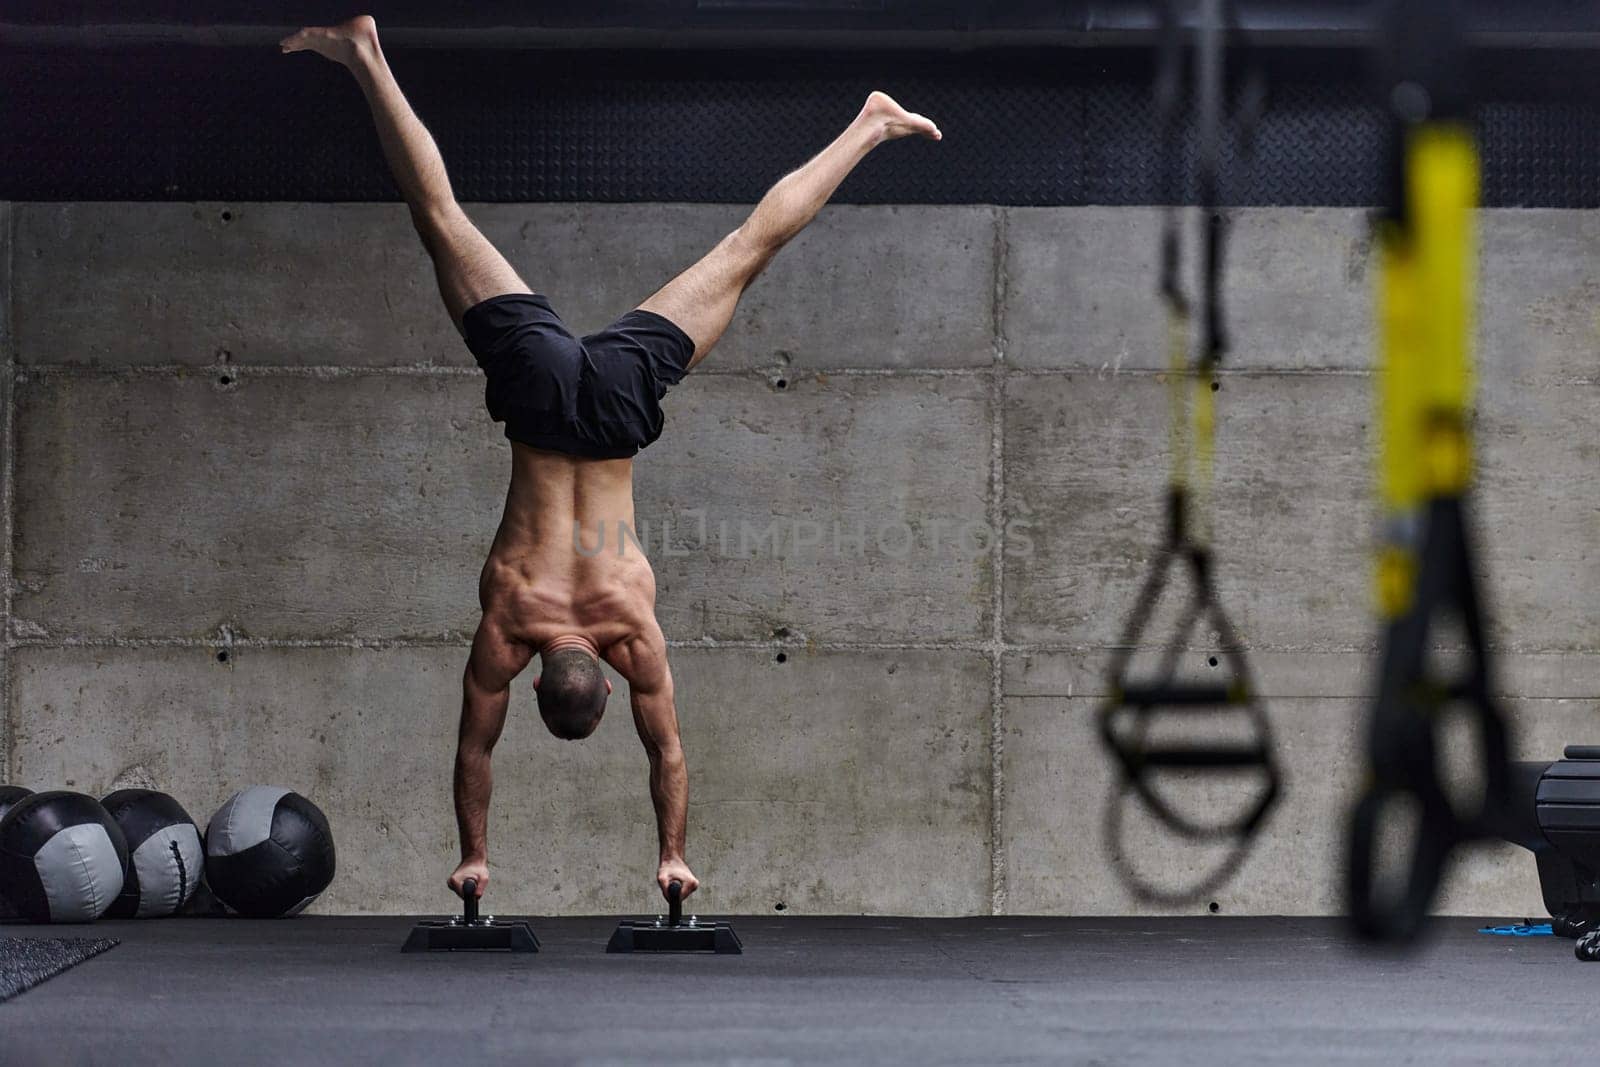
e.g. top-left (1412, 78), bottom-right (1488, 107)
top-left (279, 15), bottom-right (379, 67)
top-left (860, 91), bottom-right (942, 143)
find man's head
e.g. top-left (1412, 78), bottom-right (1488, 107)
top-left (535, 646), bottom-right (612, 740)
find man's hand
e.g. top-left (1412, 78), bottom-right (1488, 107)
top-left (657, 858), bottom-right (699, 901)
top-left (449, 858), bottom-right (489, 898)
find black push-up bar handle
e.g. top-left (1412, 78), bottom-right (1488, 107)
top-left (667, 879), bottom-right (683, 926)
top-left (461, 877), bottom-right (480, 923)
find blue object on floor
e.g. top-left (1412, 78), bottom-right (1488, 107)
top-left (1477, 923), bottom-right (1553, 936)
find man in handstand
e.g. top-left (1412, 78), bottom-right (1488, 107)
top-left (282, 16), bottom-right (941, 902)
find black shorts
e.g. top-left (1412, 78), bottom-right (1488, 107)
top-left (461, 293), bottom-right (696, 459)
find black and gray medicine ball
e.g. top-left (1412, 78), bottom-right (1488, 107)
top-left (0, 786), bottom-right (33, 919)
top-left (205, 786), bottom-right (336, 918)
top-left (0, 785), bottom-right (31, 824)
top-left (0, 791), bottom-right (129, 923)
top-left (101, 789), bottom-right (205, 918)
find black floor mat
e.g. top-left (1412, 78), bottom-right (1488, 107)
top-left (0, 938), bottom-right (120, 1003)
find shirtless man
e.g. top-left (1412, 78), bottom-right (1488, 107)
top-left (282, 16), bottom-right (940, 903)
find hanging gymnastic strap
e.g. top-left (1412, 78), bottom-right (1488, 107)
top-left (1345, 0), bottom-right (1513, 945)
top-left (1096, 0), bottom-right (1281, 905)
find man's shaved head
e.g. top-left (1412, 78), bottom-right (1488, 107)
top-left (536, 648), bottom-right (609, 740)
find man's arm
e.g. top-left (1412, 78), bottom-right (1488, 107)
top-left (610, 629), bottom-right (698, 900)
top-left (449, 618), bottom-right (530, 898)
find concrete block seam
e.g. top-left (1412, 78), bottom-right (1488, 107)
top-left (5, 634), bottom-right (995, 654)
top-left (31, 362), bottom-right (1552, 387)
top-left (14, 363), bottom-right (480, 381)
top-left (12, 363), bottom-right (1405, 383)
top-left (1, 199), bottom-right (13, 780)
top-left (13, 363), bottom-right (993, 382)
top-left (9, 635), bottom-right (1570, 663)
top-left (992, 206), bottom-right (1010, 367)
top-left (2, 199), bottom-right (15, 782)
top-left (1005, 365), bottom-right (1377, 381)
top-left (987, 205), bottom-right (1011, 916)
top-left (6, 633), bottom-right (475, 652)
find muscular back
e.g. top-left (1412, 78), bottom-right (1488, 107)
top-left (479, 444), bottom-right (659, 662)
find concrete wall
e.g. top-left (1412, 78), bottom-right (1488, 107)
top-left (2, 200), bottom-right (1597, 917)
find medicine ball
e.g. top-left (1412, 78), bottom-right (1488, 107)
top-left (204, 786), bottom-right (335, 918)
top-left (0, 785), bottom-right (31, 824)
top-left (0, 787), bottom-right (32, 919)
top-left (0, 791), bottom-right (129, 923)
top-left (101, 789), bottom-right (205, 918)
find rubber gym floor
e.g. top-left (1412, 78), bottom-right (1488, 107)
top-left (0, 915), bottom-right (1589, 1065)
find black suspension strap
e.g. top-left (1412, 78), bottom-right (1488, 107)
top-left (1345, 0), bottom-right (1512, 945)
top-left (1097, 0), bottom-right (1281, 905)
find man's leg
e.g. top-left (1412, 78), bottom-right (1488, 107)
top-left (281, 16), bottom-right (527, 331)
top-left (639, 91), bottom-right (940, 370)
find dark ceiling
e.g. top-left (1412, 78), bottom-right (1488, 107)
top-left (1, 1), bottom-right (1596, 50)
top-left (4, 2), bottom-right (1598, 204)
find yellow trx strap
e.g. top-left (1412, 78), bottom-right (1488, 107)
top-left (1349, 101), bottom-right (1509, 943)
top-left (1374, 124), bottom-right (1478, 620)
top-left (1165, 304), bottom-right (1217, 550)
top-left (1413, 125), bottom-right (1478, 497)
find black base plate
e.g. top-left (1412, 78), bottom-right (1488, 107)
top-left (607, 919), bottom-right (742, 954)
top-left (402, 917), bottom-right (540, 953)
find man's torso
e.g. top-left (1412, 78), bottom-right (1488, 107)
top-left (481, 443), bottom-right (657, 657)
